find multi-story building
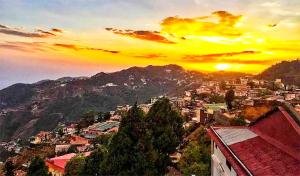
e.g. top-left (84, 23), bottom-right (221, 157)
top-left (208, 104), bottom-right (300, 176)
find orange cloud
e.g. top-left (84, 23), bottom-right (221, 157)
top-left (161, 10), bottom-right (242, 38)
top-left (182, 51), bottom-right (269, 64)
top-left (54, 43), bottom-right (79, 50)
top-left (105, 28), bottom-right (175, 44)
top-left (53, 43), bottom-right (120, 54)
top-left (132, 53), bottom-right (167, 59)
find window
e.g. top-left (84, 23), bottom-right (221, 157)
top-left (215, 143), bottom-right (218, 149)
top-left (226, 160), bottom-right (232, 170)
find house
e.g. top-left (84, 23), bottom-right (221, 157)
top-left (46, 152), bottom-right (90, 176)
top-left (83, 121), bottom-right (120, 138)
top-left (30, 131), bottom-right (50, 144)
top-left (69, 135), bottom-right (89, 145)
top-left (208, 104), bottom-right (300, 176)
top-left (63, 124), bottom-right (76, 135)
top-left (55, 144), bottom-right (71, 154)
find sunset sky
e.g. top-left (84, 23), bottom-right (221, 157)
top-left (1, 0), bottom-right (300, 88)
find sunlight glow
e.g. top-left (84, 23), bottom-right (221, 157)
top-left (215, 63), bottom-right (231, 71)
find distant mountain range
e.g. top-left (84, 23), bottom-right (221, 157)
top-left (0, 64), bottom-right (207, 141)
top-left (257, 60), bottom-right (300, 86)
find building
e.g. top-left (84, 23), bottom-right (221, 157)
top-left (208, 104), bottom-right (300, 176)
top-left (46, 152), bottom-right (90, 176)
top-left (30, 131), bottom-right (51, 144)
top-left (69, 135), bottom-right (89, 145)
top-left (83, 121), bottom-right (120, 138)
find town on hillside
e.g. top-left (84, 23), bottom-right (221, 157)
top-left (1, 76), bottom-right (300, 176)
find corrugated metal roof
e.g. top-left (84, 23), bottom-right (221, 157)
top-left (216, 128), bottom-right (257, 145)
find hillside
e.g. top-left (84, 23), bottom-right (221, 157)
top-left (257, 60), bottom-right (300, 86)
top-left (0, 64), bottom-right (204, 141)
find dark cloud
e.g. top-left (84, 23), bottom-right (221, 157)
top-left (51, 28), bottom-right (63, 33)
top-left (182, 51), bottom-right (271, 64)
top-left (54, 43), bottom-right (79, 50)
top-left (85, 47), bottom-right (120, 54)
top-left (0, 24), bottom-right (60, 38)
top-left (54, 43), bottom-right (120, 54)
top-left (36, 29), bottom-right (56, 36)
top-left (105, 28), bottom-right (175, 44)
top-left (0, 24), bottom-right (8, 29)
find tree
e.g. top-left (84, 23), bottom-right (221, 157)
top-left (27, 156), bottom-right (50, 176)
top-left (104, 103), bottom-right (154, 175)
top-left (80, 147), bottom-right (107, 176)
top-left (145, 98), bottom-right (184, 172)
top-left (225, 89), bottom-right (235, 110)
top-left (219, 81), bottom-right (227, 90)
top-left (231, 116), bottom-right (247, 126)
top-left (64, 154), bottom-right (86, 176)
top-left (57, 128), bottom-right (64, 137)
top-left (4, 160), bottom-right (15, 176)
top-left (247, 81), bottom-right (255, 89)
top-left (179, 127), bottom-right (211, 176)
top-left (103, 112), bottom-right (111, 121)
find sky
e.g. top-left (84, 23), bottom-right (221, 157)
top-left (0, 0), bottom-right (300, 89)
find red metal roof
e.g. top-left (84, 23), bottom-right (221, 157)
top-left (45, 152), bottom-right (91, 174)
top-left (208, 106), bottom-right (300, 175)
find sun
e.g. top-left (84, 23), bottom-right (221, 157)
top-left (215, 63), bottom-right (230, 71)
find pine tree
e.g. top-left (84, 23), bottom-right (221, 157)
top-left (104, 103), bottom-right (154, 175)
top-left (145, 98), bottom-right (184, 173)
top-left (27, 156), bottom-right (50, 176)
top-left (64, 154), bottom-right (85, 176)
top-left (80, 147), bottom-right (107, 176)
top-left (225, 89), bottom-right (235, 110)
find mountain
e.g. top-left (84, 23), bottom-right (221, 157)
top-left (257, 60), bottom-right (300, 86)
top-left (0, 64), bottom-right (204, 141)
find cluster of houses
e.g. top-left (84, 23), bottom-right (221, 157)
top-left (2, 76), bottom-right (300, 176)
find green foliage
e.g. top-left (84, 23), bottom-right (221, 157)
top-left (27, 156), bottom-right (50, 176)
top-left (230, 116), bottom-right (247, 126)
top-left (67, 145), bottom-right (78, 153)
top-left (104, 103), bottom-right (155, 175)
top-left (225, 89), bottom-right (235, 110)
top-left (64, 154), bottom-right (86, 176)
top-left (80, 147), bottom-right (108, 176)
top-left (146, 98), bottom-right (184, 153)
top-left (103, 99), bottom-right (184, 175)
top-left (179, 127), bottom-right (211, 176)
top-left (4, 160), bottom-right (15, 176)
top-left (91, 133), bottom-right (114, 147)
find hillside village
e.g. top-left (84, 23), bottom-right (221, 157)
top-left (1, 74), bottom-right (300, 175)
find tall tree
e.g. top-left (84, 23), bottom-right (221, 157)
top-left (104, 103), bottom-right (153, 175)
top-left (80, 147), bottom-right (107, 176)
top-left (64, 154), bottom-right (86, 176)
top-left (225, 89), bottom-right (235, 110)
top-left (27, 156), bottom-right (50, 176)
top-left (179, 127), bottom-right (211, 176)
top-left (145, 98), bottom-right (184, 172)
top-left (4, 160), bottom-right (15, 176)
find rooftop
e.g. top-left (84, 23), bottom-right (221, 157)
top-left (208, 104), bottom-right (300, 176)
top-left (87, 121), bottom-right (120, 132)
